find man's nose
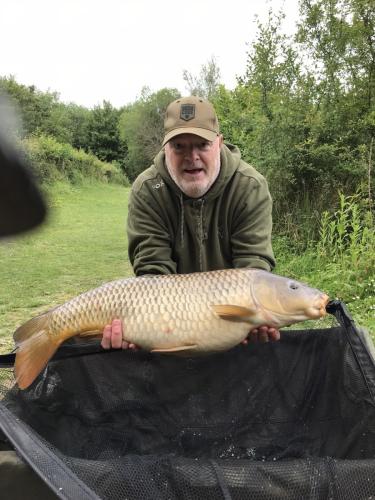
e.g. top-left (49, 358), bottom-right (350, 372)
top-left (184, 145), bottom-right (200, 160)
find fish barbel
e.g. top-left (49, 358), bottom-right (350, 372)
top-left (13, 269), bottom-right (329, 389)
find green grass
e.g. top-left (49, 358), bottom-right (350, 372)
top-left (273, 239), bottom-right (375, 335)
top-left (0, 181), bottom-right (373, 353)
top-left (0, 181), bottom-right (133, 352)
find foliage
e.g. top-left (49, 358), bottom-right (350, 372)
top-left (317, 192), bottom-right (374, 269)
top-left (86, 100), bottom-right (126, 164)
top-left (0, 76), bottom-right (93, 150)
top-left (273, 193), bottom-right (374, 333)
top-left (22, 135), bottom-right (128, 185)
top-left (183, 56), bottom-right (222, 99)
top-left (0, 77), bottom-right (128, 185)
top-left (65, 104), bottom-right (92, 151)
top-left (212, 1), bottom-right (375, 242)
top-left (119, 87), bottom-right (180, 180)
top-left (48, 102), bottom-right (91, 150)
top-left (0, 75), bottom-right (59, 137)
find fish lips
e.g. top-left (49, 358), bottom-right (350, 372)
top-left (306, 293), bottom-right (330, 319)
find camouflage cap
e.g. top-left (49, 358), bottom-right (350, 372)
top-left (162, 96), bottom-right (220, 146)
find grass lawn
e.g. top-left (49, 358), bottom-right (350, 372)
top-left (0, 181), bottom-right (373, 353)
top-left (0, 181), bottom-right (133, 352)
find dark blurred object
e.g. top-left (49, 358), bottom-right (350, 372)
top-left (0, 97), bottom-right (46, 238)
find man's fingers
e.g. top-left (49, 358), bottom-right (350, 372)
top-left (248, 329), bottom-right (259, 343)
top-left (101, 324), bottom-right (112, 350)
top-left (268, 328), bottom-right (280, 341)
top-left (101, 319), bottom-right (123, 349)
top-left (244, 326), bottom-right (281, 344)
top-left (261, 327), bottom-right (280, 342)
top-left (122, 341), bottom-right (139, 351)
top-left (259, 332), bottom-right (269, 343)
top-left (111, 319), bottom-right (123, 349)
top-left (258, 326), bottom-right (269, 343)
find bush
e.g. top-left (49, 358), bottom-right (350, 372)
top-left (21, 135), bottom-right (129, 186)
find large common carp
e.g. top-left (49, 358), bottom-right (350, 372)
top-left (14, 269), bottom-right (329, 390)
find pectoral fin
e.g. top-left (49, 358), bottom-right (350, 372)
top-left (151, 345), bottom-right (197, 353)
top-left (212, 304), bottom-right (257, 322)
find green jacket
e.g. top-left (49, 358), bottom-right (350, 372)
top-left (127, 143), bottom-right (275, 275)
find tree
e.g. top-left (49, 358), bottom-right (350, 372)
top-left (297, 0), bottom-right (351, 106)
top-left (0, 76), bottom-right (92, 152)
top-left (234, 9), bottom-right (309, 192)
top-left (0, 76), bottom-right (58, 137)
top-left (295, 0), bottom-right (375, 191)
top-left (63, 104), bottom-right (91, 151)
top-left (119, 88), bottom-right (180, 180)
top-left (183, 56), bottom-right (222, 99)
top-left (87, 101), bottom-right (125, 164)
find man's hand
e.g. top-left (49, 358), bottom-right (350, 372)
top-left (101, 319), bottom-right (139, 350)
top-left (242, 326), bottom-right (280, 344)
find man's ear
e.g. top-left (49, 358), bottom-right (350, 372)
top-left (219, 134), bottom-right (224, 146)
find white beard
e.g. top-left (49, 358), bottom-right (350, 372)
top-left (165, 155), bottom-right (221, 198)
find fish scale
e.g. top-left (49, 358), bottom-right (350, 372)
top-left (13, 268), bottom-right (329, 390)
top-left (47, 271), bottom-right (248, 349)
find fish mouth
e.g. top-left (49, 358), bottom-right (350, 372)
top-left (306, 293), bottom-right (330, 318)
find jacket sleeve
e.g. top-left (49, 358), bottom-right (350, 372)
top-left (231, 175), bottom-right (276, 272)
top-left (127, 188), bottom-right (177, 276)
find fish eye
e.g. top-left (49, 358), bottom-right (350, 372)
top-left (289, 282), bottom-right (299, 290)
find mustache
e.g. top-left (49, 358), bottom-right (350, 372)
top-left (182, 161), bottom-right (205, 170)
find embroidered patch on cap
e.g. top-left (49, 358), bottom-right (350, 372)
top-left (180, 104), bottom-right (195, 121)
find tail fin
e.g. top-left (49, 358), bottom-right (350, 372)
top-left (14, 314), bottom-right (61, 390)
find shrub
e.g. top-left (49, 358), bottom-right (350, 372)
top-left (21, 135), bottom-right (129, 186)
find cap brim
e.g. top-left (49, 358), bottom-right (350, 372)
top-left (162, 128), bottom-right (218, 147)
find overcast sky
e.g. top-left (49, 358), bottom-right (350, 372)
top-left (1, 0), bottom-right (300, 109)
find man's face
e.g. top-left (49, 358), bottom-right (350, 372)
top-left (165, 134), bottom-right (223, 198)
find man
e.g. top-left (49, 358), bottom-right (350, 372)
top-left (102, 96), bottom-right (279, 349)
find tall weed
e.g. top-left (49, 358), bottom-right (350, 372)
top-left (317, 193), bottom-right (374, 271)
top-left (274, 191), bottom-right (374, 332)
top-left (315, 192), bottom-right (374, 327)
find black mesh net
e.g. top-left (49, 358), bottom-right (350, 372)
top-left (1, 301), bottom-right (375, 499)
